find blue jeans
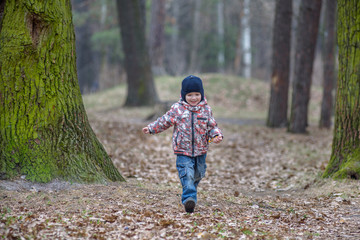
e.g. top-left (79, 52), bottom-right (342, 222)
top-left (176, 154), bottom-right (207, 205)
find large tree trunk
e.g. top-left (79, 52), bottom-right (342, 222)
top-left (149, 0), bottom-right (166, 76)
top-left (319, 0), bottom-right (336, 129)
top-left (288, 0), bottom-right (322, 133)
top-left (116, 0), bottom-right (158, 106)
top-left (0, 0), bottom-right (124, 183)
top-left (267, 0), bottom-right (292, 128)
top-left (323, 0), bottom-right (360, 179)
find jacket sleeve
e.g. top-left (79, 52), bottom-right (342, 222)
top-left (147, 104), bottom-right (177, 134)
top-left (207, 106), bottom-right (223, 139)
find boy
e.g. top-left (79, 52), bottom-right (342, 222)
top-left (142, 75), bottom-right (223, 213)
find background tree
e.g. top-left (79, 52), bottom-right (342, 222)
top-left (116, 0), bottom-right (158, 106)
top-left (319, 0), bottom-right (336, 129)
top-left (288, 0), bottom-right (322, 133)
top-left (323, 0), bottom-right (360, 179)
top-left (73, 0), bottom-right (99, 93)
top-left (267, 0), bottom-right (292, 128)
top-left (189, 0), bottom-right (203, 74)
top-left (0, 0), bottom-right (124, 183)
top-left (149, 0), bottom-right (166, 76)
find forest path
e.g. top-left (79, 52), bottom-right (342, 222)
top-left (1, 110), bottom-right (360, 239)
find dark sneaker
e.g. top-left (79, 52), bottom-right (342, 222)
top-left (184, 200), bottom-right (195, 213)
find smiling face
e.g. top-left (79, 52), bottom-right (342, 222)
top-left (185, 92), bottom-right (202, 106)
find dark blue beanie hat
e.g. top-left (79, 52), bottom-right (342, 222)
top-left (181, 75), bottom-right (204, 102)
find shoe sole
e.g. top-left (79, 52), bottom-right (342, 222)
top-left (185, 200), bottom-right (195, 213)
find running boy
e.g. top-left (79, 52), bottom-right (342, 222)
top-left (142, 75), bottom-right (223, 213)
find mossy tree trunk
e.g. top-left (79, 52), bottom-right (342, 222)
top-left (0, 0), bottom-right (125, 183)
top-left (267, 0), bottom-right (292, 128)
top-left (323, 0), bottom-right (360, 179)
top-left (116, 0), bottom-right (158, 106)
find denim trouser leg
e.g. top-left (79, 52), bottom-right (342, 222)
top-left (176, 154), bottom-right (207, 205)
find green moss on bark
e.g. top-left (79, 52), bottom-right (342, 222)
top-left (323, 0), bottom-right (360, 180)
top-left (0, 0), bottom-right (124, 183)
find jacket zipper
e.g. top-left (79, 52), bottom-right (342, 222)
top-left (191, 112), bottom-right (195, 157)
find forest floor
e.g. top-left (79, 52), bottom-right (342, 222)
top-left (1, 75), bottom-right (360, 239)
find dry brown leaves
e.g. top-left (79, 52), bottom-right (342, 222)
top-left (1, 110), bottom-right (360, 239)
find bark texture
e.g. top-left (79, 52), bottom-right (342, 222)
top-left (116, 0), bottom-right (158, 106)
top-left (267, 0), bottom-right (292, 128)
top-left (288, 0), bottom-right (322, 133)
top-left (323, 0), bottom-right (360, 179)
top-left (0, 0), bottom-right (124, 183)
top-left (319, 0), bottom-right (336, 129)
top-left (149, 0), bottom-right (166, 76)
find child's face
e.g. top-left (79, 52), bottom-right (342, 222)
top-left (185, 92), bottom-right (201, 106)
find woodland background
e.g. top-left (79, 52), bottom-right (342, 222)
top-left (73, 0), bottom-right (325, 93)
top-left (2, 0), bottom-right (360, 239)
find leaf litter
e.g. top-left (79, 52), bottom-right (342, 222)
top-left (1, 75), bottom-right (360, 239)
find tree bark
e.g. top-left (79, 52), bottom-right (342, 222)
top-left (116, 0), bottom-right (158, 106)
top-left (319, 0), bottom-right (336, 129)
top-left (241, 0), bottom-right (251, 79)
top-left (189, 0), bottom-right (202, 74)
top-left (217, 0), bottom-right (225, 73)
top-left (267, 0), bottom-right (292, 128)
top-left (149, 0), bottom-right (166, 76)
top-left (73, 0), bottom-right (99, 94)
top-left (288, 0), bottom-right (322, 133)
top-left (323, 0), bottom-right (360, 179)
top-left (0, 0), bottom-right (124, 183)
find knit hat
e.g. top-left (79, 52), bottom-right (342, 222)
top-left (181, 75), bottom-right (204, 102)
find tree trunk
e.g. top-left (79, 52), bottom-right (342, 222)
top-left (241, 0), bottom-right (251, 79)
top-left (323, 0), bottom-right (360, 179)
top-left (319, 0), bottom-right (336, 129)
top-left (73, 0), bottom-right (99, 94)
top-left (116, 0), bottom-right (158, 106)
top-left (233, 0), bottom-right (243, 76)
top-left (267, 0), bottom-right (292, 128)
top-left (217, 0), bottom-right (225, 73)
top-left (149, 0), bottom-right (166, 76)
top-left (189, 0), bottom-right (202, 74)
top-left (288, 0), bottom-right (322, 133)
top-left (0, 0), bottom-right (124, 183)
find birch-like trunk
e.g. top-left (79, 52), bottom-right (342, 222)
top-left (241, 0), bottom-right (251, 79)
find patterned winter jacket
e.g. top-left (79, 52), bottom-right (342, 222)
top-left (147, 98), bottom-right (223, 157)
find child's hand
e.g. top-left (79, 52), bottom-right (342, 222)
top-left (212, 135), bottom-right (223, 144)
top-left (142, 127), bottom-right (150, 134)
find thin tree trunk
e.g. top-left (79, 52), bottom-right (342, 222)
top-left (189, 0), bottom-right (202, 74)
top-left (73, 0), bottom-right (98, 94)
top-left (116, 0), bottom-right (158, 106)
top-left (0, 0), bottom-right (124, 183)
top-left (319, 0), bottom-right (336, 129)
top-left (267, 0), bottom-right (292, 128)
top-left (288, 0), bottom-right (322, 133)
top-left (234, 0), bottom-right (243, 76)
top-left (149, 0), bottom-right (166, 76)
top-left (323, 0), bottom-right (360, 179)
top-left (242, 0), bottom-right (251, 79)
top-left (217, 0), bottom-right (225, 73)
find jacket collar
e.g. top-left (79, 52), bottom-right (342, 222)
top-left (178, 98), bottom-right (207, 112)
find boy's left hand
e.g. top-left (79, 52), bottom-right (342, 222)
top-left (212, 136), bottom-right (223, 144)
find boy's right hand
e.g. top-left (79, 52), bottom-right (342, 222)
top-left (142, 127), bottom-right (150, 134)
